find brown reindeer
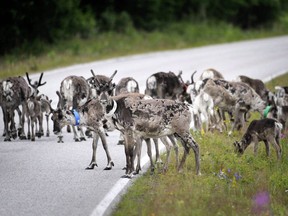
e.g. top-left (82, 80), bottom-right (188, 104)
top-left (234, 118), bottom-right (282, 159)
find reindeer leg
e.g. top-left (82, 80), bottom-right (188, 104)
top-left (263, 140), bottom-right (270, 157)
top-left (79, 126), bottom-right (86, 141)
top-left (31, 118), bottom-right (35, 141)
top-left (19, 105), bottom-right (27, 140)
top-left (168, 135), bottom-right (179, 169)
top-left (27, 116), bottom-right (31, 140)
top-left (153, 138), bottom-right (162, 164)
top-left (177, 132), bottom-right (200, 175)
top-left (3, 109), bottom-right (11, 141)
top-left (45, 114), bottom-right (50, 137)
top-left (98, 131), bottom-right (114, 170)
top-left (72, 126), bottom-right (80, 142)
top-left (123, 131), bottom-right (135, 178)
top-left (86, 132), bottom-right (99, 169)
top-left (268, 137), bottom-right (282, 160)
top-left (159, 136), bottom-right (172, 173)
top-left (145, 138), bottom-right (155, 174)
top-left (134, 138), bottom-right (142, 174)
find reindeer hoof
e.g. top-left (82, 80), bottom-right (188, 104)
top-left (31, 137), bottom-right (35, 141)
top-left (117, 140), bottom-right (124, 145)
top-left (4, 137), bottom-right (11, 141)
top-left (86, 163), bottom-right (98, 170)
top-left (74, 138), bottom-right (80, 142)
top-left (19, 135), bottom-right (27, 140)
top-left (57, 140), bottom-right (64, 143)
top-left (104, 161), bottom-right (114, 170)
top-left (122, 174), bottom-right (133, 179)
top-left (46, 133), bottom-right (49, 137)
top-left (80, 137), bottom-right (86, 141)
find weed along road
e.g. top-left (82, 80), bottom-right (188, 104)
top-left (1, 36), bottom-right (288, 216)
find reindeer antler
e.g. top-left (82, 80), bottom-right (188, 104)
top-left (26, 72), bottom-right (32, 86)
top-left (108, 70), bottom-right (117, 83)
top-left (37, 72), bottom-right (47, 87)
top-left (90, 69), bottom-right (100, 86)
top-left (177, 70), bottom-right (184, 84)
top-left (191, 70), bottom-right (197, 84)
top-left (26, 72), bottom-right (46, 88)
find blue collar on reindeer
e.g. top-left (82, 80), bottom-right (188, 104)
top-left (72, 109), bottom-right (80, 126)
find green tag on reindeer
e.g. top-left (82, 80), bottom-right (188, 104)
top-left (263, 105), bottom-right (271, 118)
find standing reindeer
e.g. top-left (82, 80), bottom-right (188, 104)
top-left (98, 91), bottom-right (201, 178)
top-left (1, 76), bottom-right (30, 141)
top-left (25, 72), bottom-right (47, 141)
top-left (49, 98), bottom-right (115, 170)
top-left (145, 71), bottom-right (183, 100)
top-left (53, 75), bottom-right (91, 142)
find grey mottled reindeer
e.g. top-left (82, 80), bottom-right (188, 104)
top-left (99, 91), bottom-right (201, 178)
top-left (55, 99), bottom-right (115, 170)
top-left (1, 76), bottom-right (30, 141)
top-left (234, 118), bottom-right (282, 159)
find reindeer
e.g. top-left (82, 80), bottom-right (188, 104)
top-left (212, 79), bottom-right (267, 134)
top-left (234, 118), bottom-right (282, 159)
top-left (1, 76), bottom-right (30, 141)
top-left (115, 77), bottom-right (139, 96)
top-left (25, 72), bottom-right (47, 141)
top-left (199, 68), bottom-right (224, 80)
top-left (98, 91), bottom-right (201, 178)
top-left (87, 69), bottom-right (117, 98)
top-left (53, 75), bottom-right (91, 142)
top-left (114, 77), bottom-right (139, 145)
top-left (39, 94), bottom-right (52, 137)
top-left (49, 98), bottom-right (115, 170)
top-left (236, 75), bottom-right (270, 102)
top-left (144, 71), bottom-right (183, 101)
top-left (274, 86), bottom-right (288, 106)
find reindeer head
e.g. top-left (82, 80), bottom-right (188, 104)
top-left (233, 133), bottom-right (252, 155)
top-left (233, 141), bottom-right (244, 154)
top-left (90, 69), bottom-right (117, 96)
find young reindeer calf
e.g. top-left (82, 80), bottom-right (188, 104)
top-left (234, 118), bottom-right (282, 159)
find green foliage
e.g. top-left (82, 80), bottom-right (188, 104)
top-left (1, 0), bottom-right (288, 55)
top-left (1, 21), bottom-right (288, 80)
top-left (112, 74), bottom-right (288, 216)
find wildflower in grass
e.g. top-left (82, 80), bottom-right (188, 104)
top-left (252, 191), bottom-right (271, 215)
top-left (234, 172), bottom-right (241, 181)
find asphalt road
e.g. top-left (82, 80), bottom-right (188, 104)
top-left (1, 36), bottom-right (288, 216)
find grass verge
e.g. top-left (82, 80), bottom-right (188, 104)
top-left (112, 73), bottom-right (288, 216)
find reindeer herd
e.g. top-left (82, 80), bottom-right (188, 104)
top-left (0, 68), bottom-right (287, 178)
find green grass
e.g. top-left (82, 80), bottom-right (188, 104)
top-left (112, 73), bottom-right (288, 216)
top-left (1, 21), bottom-right (288, 79)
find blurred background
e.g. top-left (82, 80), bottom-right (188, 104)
top-left (1, 0), bottom-right (288, 78)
